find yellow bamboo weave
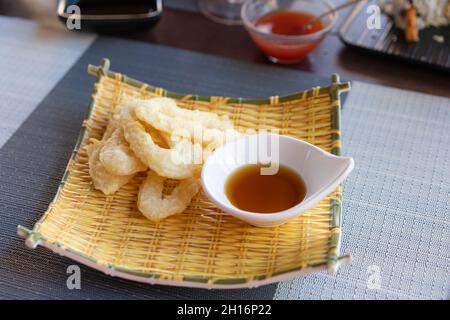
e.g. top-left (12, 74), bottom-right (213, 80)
top-left (23, 61), bottom-right (348, 286)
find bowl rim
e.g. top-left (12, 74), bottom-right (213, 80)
top-left (201, 134), bottom-right (354, 224)
top-left (241, 0), bottom-right (338, 42)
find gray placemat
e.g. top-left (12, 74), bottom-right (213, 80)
top-left (0, 16), bottom-right (95, 149)
top-left (275, 81), bottom-right (450, 300)
top-left (0, 35), bottom-right (331, 299)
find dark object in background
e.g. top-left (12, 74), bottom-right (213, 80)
top-left (339, 0), bottom-right (450, 73)
top-left (57, 0), bottom-right (162, 32)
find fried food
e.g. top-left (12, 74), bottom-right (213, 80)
top-left (135, 104), bottom-right (208, 139)
top-left (141, 122), bottom-right (170, 148)
top-left (135, 103), bottom-right (240, 149)
top-left (86, 139), bottom-right (135, 195)
top-left (97, 100), bottom-right (162, 176)
top-left (112, 99), bottom-right (139, 124)
top-left (102, 118), bottom-right (121, 141)
top-left (132, 97), bottom-right (233, 129)
top-left (112, 99), bottom-right (169, 147)
top-left (137, 171), bottom-right (200, 221)
top-left (202, 127), bottom-right (241, 153)
top-left (87, 96), bottom-right (239, 221)
top-left (124, 121), bottom-right (201, 179)
top-left (99, 128), bottom-right (147, 175)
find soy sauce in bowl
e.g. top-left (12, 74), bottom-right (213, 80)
top-left (225, 163), bottom-right (307, 213)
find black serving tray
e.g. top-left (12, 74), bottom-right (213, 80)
top-left (57, 0), bottom-right (163, 32)
top-left (339, 0), bottom-right (450, 72)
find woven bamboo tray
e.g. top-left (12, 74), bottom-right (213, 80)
top-left (18, 58), bottom-right (351, 289)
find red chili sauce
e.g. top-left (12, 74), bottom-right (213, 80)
top-left (253, 10), bottom-right (325, 63)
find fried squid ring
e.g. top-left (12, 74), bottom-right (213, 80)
top-left (99, 128), bottom-right (147, 176)
top-left (135, 104), bottom-right (240, 148)
top-left (86, 139), bottom-right (135, 195)
top-left (131, 97), bottom-right (233, 129)
top-left (124, 121), bottom-right (201, 179)
top-left (137, 171), bottom-right (200, 222)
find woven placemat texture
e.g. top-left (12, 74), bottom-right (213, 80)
top-left (2, 15), bottom-right (448, 300)
top-left (275, 81), bottom-right (450, 300)
top-left (0, 16), bottom-right (95, 149)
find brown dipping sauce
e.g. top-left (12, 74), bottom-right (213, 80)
top-left (225, 164), bottom-right (306, 213)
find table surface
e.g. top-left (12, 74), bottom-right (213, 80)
top-left (1, 0), bottom-right (448, 98)
top-left (0, 2), bottom-right (449, 300)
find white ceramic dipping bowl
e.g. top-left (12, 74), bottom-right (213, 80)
top-left (201, 134), bottom-right (354, 227)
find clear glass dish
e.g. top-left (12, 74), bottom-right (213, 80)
top-left (241, 0), bottom-right (337, 64)
top-left (199, 0), bottom-right (246, 25)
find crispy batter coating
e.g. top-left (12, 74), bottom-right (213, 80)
top-left (124, 121), bottom-right (201, 179)
top-left (87, 97), bottom-right (240, 221)
top-left (112, 99), bottom-right (139, 124)
top-left (99, 128), bottom-right (147, 175)
top-left (86, 139), bottom-right (135, 195)
top-left (131, 97), bottom-right (233, 129)
top-left (137, 171), bottom-right (200, 221)
top-left (135, 102), bottom-right (240, 148)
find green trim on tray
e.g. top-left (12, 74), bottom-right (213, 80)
top-left (17, 58), bottom-right (351, 286)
